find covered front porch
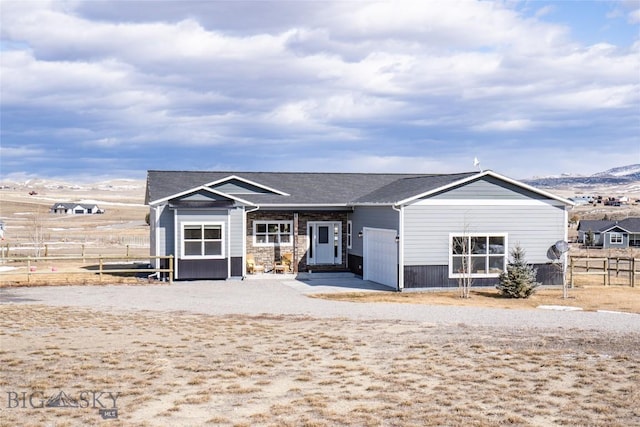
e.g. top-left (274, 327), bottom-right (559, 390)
top-left (245, 210), bottom-right (350, 275)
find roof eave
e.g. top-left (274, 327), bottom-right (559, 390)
top-left (149, 186), bottom-right (257, 207)
top-left (204, 174), bottom-right (290, 196)
top-left (394, 170), bottom-right (575, 206)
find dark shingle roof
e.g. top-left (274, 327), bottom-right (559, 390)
top-left (353, 173), bottom-right (477, 204)
top-left (577, 220), bottom-right (614, 232)
top-left (618, 218), bottom-right (640, 232)
top-left (145, 170), bottom-right (561, 207)
top-left (146, 171), bottom-right (433, 205)
top-left (578, 218), bottom-right (640, 233)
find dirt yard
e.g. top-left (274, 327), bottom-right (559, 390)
top-left (313, 286), bottom-right (640, 314)
top-left (1, 179), bottom-right (639, 425)
top-left (0, 179), bottom-right (149, 259)
top-left (1, 305), bottom-right (638, 426)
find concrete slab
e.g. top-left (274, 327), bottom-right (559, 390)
top-left (245, 272), bottom-right (394, 293)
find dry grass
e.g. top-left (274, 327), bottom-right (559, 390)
top-left (312, 285), bottom-right (640, 313)
top-left (1, 305), bottom-right (639, 426)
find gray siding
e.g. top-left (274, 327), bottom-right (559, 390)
top-left (212, 179), bottom-right (272, 194)
top-left (349, 206), bottom-right (399, 256)
top-left (403, 203), bottom-right (566, 265)
top-left (229, 208), bottom-right (244, 257)
top-left (157, 205), bottom-right (174, 257)
top-left (430, 176), bottom-right (546, 200)
top-left (175, 209), bottom-right (229, 257)
top-left (181, 190), bottom-right (231, 201)
top-left (603, 231), bottom-right (628, 249)
top-left (176, 209), bottom-right (229, 258)
top-left (149, 206), bottom-right (157, 258)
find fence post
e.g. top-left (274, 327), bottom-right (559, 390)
top-left (169, 256), bottom-right (174, 285)
top-left (605, 258), bottom-right (609, 286)
top-left (570, 256), bottom-right (574, 288)
top-left (126, 245), bottom-right (130, 258)
top-left (99, 257), bottom-right (103, 283)
top-left (27, 256), bottom-right (31, 283)
top-left (44, 244), bottom-right (48, 257)
top-left (82, 244), bottom-right (85, 263)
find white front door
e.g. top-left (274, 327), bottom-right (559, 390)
top-left (308, 222), bottom-right (342, 265)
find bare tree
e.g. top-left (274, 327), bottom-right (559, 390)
top-left (455, 222), bottom-right (474, 299)
top-left (27, 209), bottom-right (46, 257)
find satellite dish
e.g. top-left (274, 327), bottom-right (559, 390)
top-left (554, 240), bottom-right (569, 254)
top-left (547, 240), bottom-right (569, 261)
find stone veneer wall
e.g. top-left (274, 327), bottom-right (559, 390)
top-left (246, 210), bottom-right (349, 272)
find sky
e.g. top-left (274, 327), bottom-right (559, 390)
top-left (1, 0), bottom-right (639, 182)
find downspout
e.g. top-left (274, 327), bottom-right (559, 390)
top-left (153, 205), bottom-right (160, 271)
top-left (392, 204), bottom-right (404, 292)
top-left (244, 206), bottom-right (260, 278)
top-left (227, 209), bottom-right (231, 279)
top-left (563, 205), bottom-right (569, 286)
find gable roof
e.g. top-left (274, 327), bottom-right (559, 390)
top-left (577, 220), bottom-right (614, 232)
top-left (50, 202), bottom-right (99, 210)
top-left (578, 218), bottom-right (640, 233)
top-left (146, 170), bottom-right (572, 207)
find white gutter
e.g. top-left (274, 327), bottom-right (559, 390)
top-left (392, 205), bottom-right (404, 292)
top-left (173, 208), bottom-right (179, 280)
top-left (227, 209), bottom-right (231, 279)
top-left (154, 205), bottom-right (160, 270)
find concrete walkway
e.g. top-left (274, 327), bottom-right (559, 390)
top-left (1, 275), bottom-right (638, 333)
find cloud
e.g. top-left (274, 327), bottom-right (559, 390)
top-left (0, 145), bottom-right (46, 158)
top-left (473, 119), bottom-right (534, 132)
top-left (0, 0), bottom-right (638, 180)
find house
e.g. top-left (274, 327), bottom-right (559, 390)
top-left (50, 203), bottom-right (103, 215)
top-left (145, 170), bottom-right (573, 289)
top-left (577, 218), bottom-right (640, 248)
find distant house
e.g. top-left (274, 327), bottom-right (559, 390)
top-left (577, 218), bottom-right (640, 248)
top-left (146, 170), bottom-right (573, 288)
top-left (50, 203), bottom-right (104, 215)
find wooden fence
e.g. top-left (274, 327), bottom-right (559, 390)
top-left (0, 255), bottom-right (174, 285)
top-left (569, 256), bottom-right (638, 287)
top-left (0, 242), bottom-right (149, 259)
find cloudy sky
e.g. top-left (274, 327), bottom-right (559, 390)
top-left (1, 0), bottom-right (639, 182)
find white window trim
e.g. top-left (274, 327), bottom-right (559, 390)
top-left (253, 220), bottom-right (294, 247)
top-left (347, 220), bottom-right (353, 249)
top-left (609, 232), bottom-right (623, 244)
top-left (181, 221), bottom-right (225, 260)
top-left (448, 233), bottom-right (508, 279)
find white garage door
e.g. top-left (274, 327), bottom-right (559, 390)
top-left (363, 227), bottom-right (398, 289)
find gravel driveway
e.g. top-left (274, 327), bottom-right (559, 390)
top-left (1, 277), bottom-right (638, 333)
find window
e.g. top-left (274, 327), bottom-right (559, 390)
top-left (254, 221), bottom-right (293, 246)
top-left (450, 234), bottom-right (507, 278)
top-left (347, 221), bottom-right (353, 249)
top-left (609, 232), bottom-right (623, 245)
top-left (182, 223), bottom-right (224, 258)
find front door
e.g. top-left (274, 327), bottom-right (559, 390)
top-left (308, 222), bottom-right (342, 265)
